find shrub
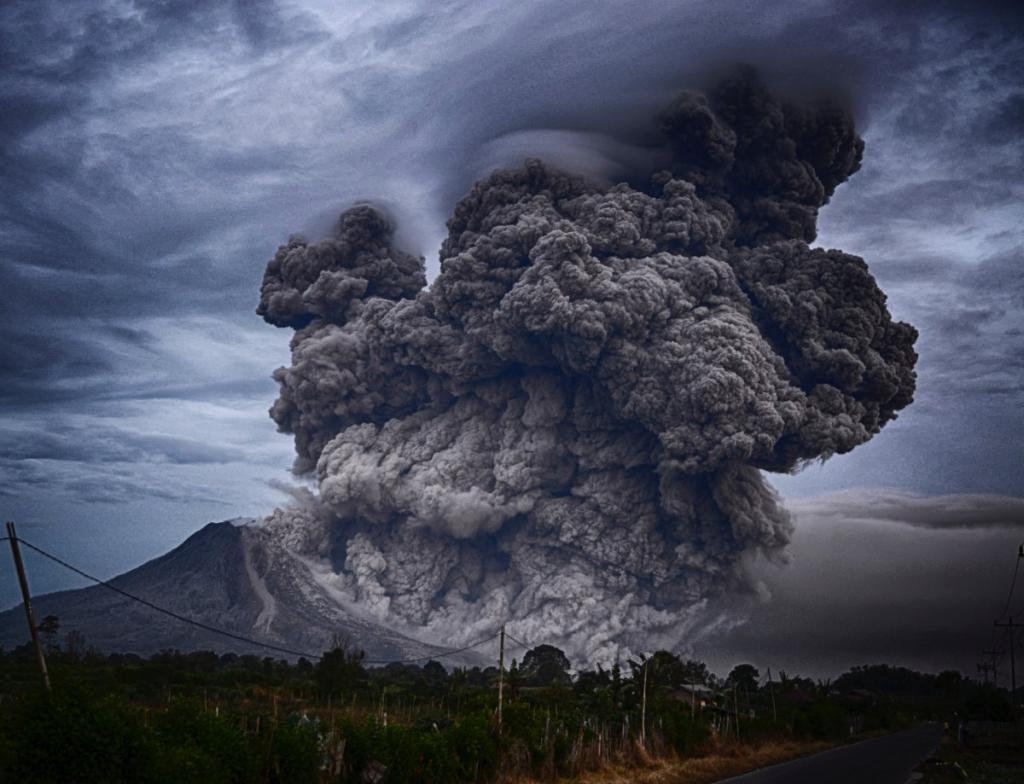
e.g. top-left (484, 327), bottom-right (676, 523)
top-left (268, 720), bottom-right (321, 784)
top-left (0, 684), bottom-right (150, 784)
top-left (657, 701), bottom-right (710, 754)
top-left (149, 700), bottom-right (257, 784)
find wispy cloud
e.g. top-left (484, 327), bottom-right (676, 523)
top-left (789, 489), bottom-right (1024, 530)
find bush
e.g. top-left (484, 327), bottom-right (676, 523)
top-left (962, 688), bottom-right (1012, 722)
top-left (149, 700), bottom-right (258, 784)
top-left (449, 714), bottom-right (498, 781)
top-left (268, 719), bottom-right (321, 784)
top-left (790, 701), bottom-right (847, 740)
top-left (0, 684), bottom-right (151, 784)
top-left (657, 701), bottom-right (710, 754)
top-left (0, 686), bottom-right (331, 784)
top-left (328, 715), bottom-right (495, 783)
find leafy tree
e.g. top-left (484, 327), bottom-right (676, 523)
top-left (727, 664), bottom-right (760, 693)
top-left (935, 669), bottom-right (962, 697)
top-left (506, 658), bottom-right (523, 700)
top-left (521, 645), bottom-right (571, 686)
top-left (423, 660), bottom-right (447, 684)
top-left (834, 664), bottom-right (933, 696)
top-left (680, 658), bottom-right (713, 686)
top-left (315, 634), bottom-right (366, 698)
top-left (646, 651), bottom-right (688, 688)
top-left (963, 686), bottom-right (1012, 721)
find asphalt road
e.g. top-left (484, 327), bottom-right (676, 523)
top-left (716, 723), bottom-right (944, 784)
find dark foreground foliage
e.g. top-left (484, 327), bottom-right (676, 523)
top-left (0, 640), bottom-right (1006, 784)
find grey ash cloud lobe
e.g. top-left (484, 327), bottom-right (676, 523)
top-left (256, 70), bottom-right (917, 661)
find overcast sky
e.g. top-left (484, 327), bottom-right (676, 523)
top-left (1, 0), bottom-right (1022, 678)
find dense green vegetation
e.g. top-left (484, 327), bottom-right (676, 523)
top-left (0, 637), bottom-right (1009, 784)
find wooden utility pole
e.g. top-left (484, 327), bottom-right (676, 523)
top-left (767, 667), bottom-right (777, 722)
top-left (733, 686), bottom-right (741, 738)
top-left (5, 522), bottom-right (51, 693)
top-left (994, 620), bottom-right (1018, 720)
top-left (497, 625), bottom-right (505, 734)
top-left (640, 657), bottom-right (649, 747)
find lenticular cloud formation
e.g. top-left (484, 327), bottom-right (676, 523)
top-left (257, 69), bottom-right (917, 663)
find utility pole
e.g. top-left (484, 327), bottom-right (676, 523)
top-left (5, 522), bottom-right (51, 693)
top-left (977, 662), bottom-right (994, 686)
top-left (767, 667), bottom-right (777, 722)
top-left (983, 648), bottom-right (1003, 685)
top-left (733, 685), bottom-right (741, 738)
top-left (994, 620), bottom-right (1018, 720)
top-left (497, 625), bottom-right (505, 735)
top-left (640, 657), bottom-right (649, 748)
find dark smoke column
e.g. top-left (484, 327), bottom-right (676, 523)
top-left (257, 69), bottom-right (917, 663)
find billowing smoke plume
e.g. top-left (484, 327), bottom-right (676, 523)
top-left (257, 68), bottom-right (917, 663)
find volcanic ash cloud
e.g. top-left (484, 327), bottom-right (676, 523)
top-left (256, 69), bottom-right (918, 663)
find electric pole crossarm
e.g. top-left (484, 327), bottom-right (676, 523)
top-left (976, 662), bottom-right (991, 685)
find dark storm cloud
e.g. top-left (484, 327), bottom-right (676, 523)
top-left (0, 0), bottom-right (325, 422)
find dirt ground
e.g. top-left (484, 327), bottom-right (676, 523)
top-left (542, 740), bottom-right (832, 784)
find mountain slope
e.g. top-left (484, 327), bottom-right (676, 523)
top-left (0, 520), bottom-right (467, 664)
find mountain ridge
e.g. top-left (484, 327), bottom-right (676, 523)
top-left (0, 520), bottom-right (478, 665)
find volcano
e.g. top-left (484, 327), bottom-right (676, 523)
top-left (0, 519), bottom-right (468, 664)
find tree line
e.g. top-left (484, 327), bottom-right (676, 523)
top-left (0, 633), bottom-right (1011, 783)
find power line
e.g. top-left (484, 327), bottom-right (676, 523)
top-left (17, 538), bottom-right (325, 660)
top-left (504, 631), bottom-right (532, 651)
top-left (998, 549), bottom-right (1022, 620)
top-left (365, 632), bottom-right (499, 666)
top-left (14, 537), bottom-right (498, 667)
top-left (982, 544), bottom-right (1024, 674)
